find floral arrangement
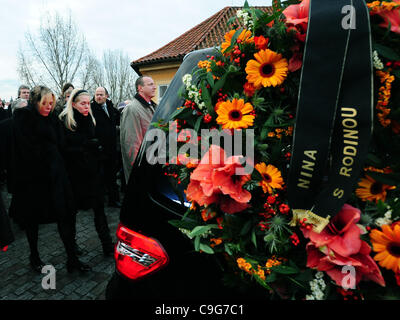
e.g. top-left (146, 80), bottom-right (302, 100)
top-left (157, 0), bottom-right (400, 299)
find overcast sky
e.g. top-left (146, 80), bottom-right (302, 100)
top-left (0, 0), bottom-right (273, 100)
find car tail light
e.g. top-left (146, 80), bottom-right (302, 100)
top-left (114, 224), bottom-right (169, 280)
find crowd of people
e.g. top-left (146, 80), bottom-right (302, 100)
top-left (0, 77), bottom-right (157, 275)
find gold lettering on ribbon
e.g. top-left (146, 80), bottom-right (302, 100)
top-left (297, 150), bottom-right (317, 189)
top-left (340, 107), bottom-right (359, 177)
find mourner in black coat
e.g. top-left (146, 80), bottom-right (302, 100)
top-left (0, 193), bottom-right (14, 250)
top-left (59, 89), bottom-right (114, 256)
top-left (0, 105), bottom-right (9, 122)
top-left (8, 86), bottom-right (90, 273)
top-left (91, 87), bottom-right (121, 207)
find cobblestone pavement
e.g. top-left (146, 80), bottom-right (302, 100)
top-left (0, 189), bottom-right (121, 300)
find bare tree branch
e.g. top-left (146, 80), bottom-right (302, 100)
top-left (17, 10), bottom-right (90, 96)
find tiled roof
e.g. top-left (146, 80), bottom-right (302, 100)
top-left (131, 6), bottom-right (272, 72)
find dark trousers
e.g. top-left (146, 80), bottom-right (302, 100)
top-left (104, 156), bottom-right (120, 204)
top-left (72, 201), bottom-right (112, 246)
top-left (25, 217), bottom-right (77, 262)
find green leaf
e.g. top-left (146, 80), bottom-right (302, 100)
top-left (374, 43), bottom-right (400, 61)
top-left (224, 28), bottom-right (244, 54)
top-left (365, 171), bottom-right (400, 187)
top-left (168, 219), bottom-right (197, 230)
top-left (393, 69), bottom-right (400, 80)
top-left (240, 220), bottom-right (253, 236)
top-left (251, 229), bottom-right (257, 249)
top-left (366, 153), bottom-right (383, 167)
top-left (253, 274), bottom-right (273, 291)
top-left (224, 243), bottom-right (233, 256)
top-left (206, 72), bottom-right (215, 87)
top-left (194, 116), bottom-right (203, 132)
top-left (168, 106), bottom-right (191, 121)
top-left (194, 235), bottom-right (201, 251)
top-left (271, 265), bottom-right (299, 275)
top-left (260, 126), bottom-right (269, 140)
top-left (257, 143), bottom-right (269, 151)
top-left (265, 272), bottom-right (277, 283)
top-left (199, 243), bottom-right (214, 254)
top-left (212, 70), bottom-right (229, 96)
top-left (189, 224), bottom-right (218, 238)
top-left (287, 276), bottom-right (306, 289)
top-left (200, 80), bottom-right (214, 115)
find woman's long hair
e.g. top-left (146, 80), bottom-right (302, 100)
top-left (59, 88), bottom-right (96, 131)
top-left (29, 86), bottom-right (56, 113)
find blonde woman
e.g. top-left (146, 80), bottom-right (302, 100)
top-left (9, 86), bottom-right (89, 273)
top-left (59, 89), bottom-right (114, 257)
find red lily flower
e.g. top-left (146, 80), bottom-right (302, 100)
top-left (186, 145), bottom-right (251, 214)
top-left (302, 204), bottom-right (385, 287)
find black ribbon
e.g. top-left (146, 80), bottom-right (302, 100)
top-left (287, 0), bottom-right (373, 231)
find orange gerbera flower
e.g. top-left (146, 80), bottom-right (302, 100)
top-left (221, 29), bottom-right (254, 54)
top-left (370, 223), bottom-right (400, 273)
top-left (245, 49), bottom-right (288, 87)
top-left (255, 163), bottom-right (284, 193)
top-left (355, 175), bottom-right (396, 203)
top-left (216, 98), bottom-right (255, 129)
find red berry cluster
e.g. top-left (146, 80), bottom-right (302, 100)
top-left (279, 204), bottom-right (290, 215)
top-left (386, 61), bottom-right (400, 69)
top-left (289, 233), bottom-right (300, 246)
top-left (232, 44), bottom-right (246, 64)
top-left (336, 287), bottom-right (362, 300)
top-left (184, 99), bottom-right (196, 109)
top-left (163, 171), bottom-right (182, 184)
top-left (217, 90), bottom-right (228, 103)
top-left (299, 218), bottom-right (313, 230)
top-left (203, 114), bottom-right (212, 124)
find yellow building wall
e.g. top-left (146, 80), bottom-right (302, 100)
top-left (138, 62), bottom-right (181, 104)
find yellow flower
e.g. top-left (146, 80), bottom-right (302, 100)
top-left (256, 266), bottom-right (266, 281)
top-left (245, 49), bottom-right (288, 87)
top-left (221, 29), bottom-right (253, 54)
top-left (355, 175), bottom-right (396, 203)
top-left (265, 256), bottom-right (282, 274)
top-left (370, 223), bottom-right (400, 273)
top-left (236, 258), bottom-right (253, 273)
top-left (210, 238), bottom-right (223, 247)
top-left (255, 163), bottom-right (284, 194)
top-left (198, 60), bottom-right (212, 72)
top-left (216, 98), bottom-right (255, 129)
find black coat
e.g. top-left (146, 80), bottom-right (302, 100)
top-left (61, 109), bottom-right (104, 210)
top-left (0, 193), bottom-right (14, 248)
top-left (0, 118), bottom-right (16, 194)
top-left (91, 99), bottom-right (118, 160)
top-left (8, 105), bottom-right (75, 227)
top-left (0, 108), bottom-right (9, 122)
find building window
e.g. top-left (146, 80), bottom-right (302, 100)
top-left (159, 85), bottom-right (169, 101)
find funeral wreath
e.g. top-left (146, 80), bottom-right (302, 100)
top-left (153, 0), bottom-right (400, 299)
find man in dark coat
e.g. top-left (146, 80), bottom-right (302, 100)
top-left (91, 87), bottom-right (121, 207)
